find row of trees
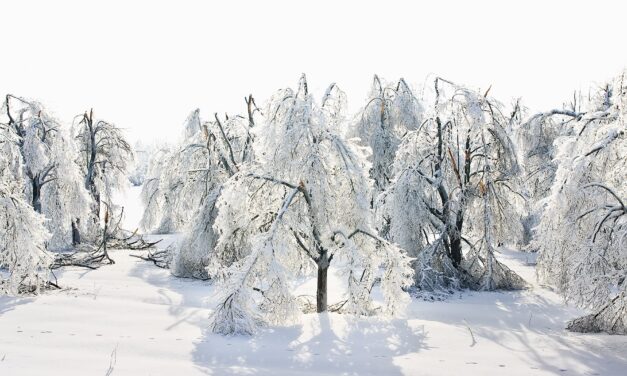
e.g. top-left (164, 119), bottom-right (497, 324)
top-left (142, 73), bottom-right (625, 334)
top-left (140, 77), bottom-right (416, 334)
top-left (140, 75), bottom-right (535, 334)
top-left (0, 95), bottom-right (133, 294)
top-left (3, 71), bottom-right (623, 335)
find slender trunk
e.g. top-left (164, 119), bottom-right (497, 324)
top-left (434, 117), bottom-right (452, 258)
top-left (85, 133), bottom-right (97, 192)
top-left (316, 248), bottom-right (329, 313)
top-left (316, 262), bottom-right (329, 313)
top-left (85, 112), bottom-right (99, 218)
top-left (448, 135), bottom-right (472, 269)
top-left (71, 219), bottom-right (81, 246)
top-left (92, 190), bottom-right (100, 219)
top-left (246, 94), bottom-right (255, 128)
top-left (32, 178), bottom-right (42, 213)
top-left (300, 185), bottom-right (329, 313)
top-left (102, 209), bottom-right (114, 264)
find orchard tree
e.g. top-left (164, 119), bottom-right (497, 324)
top-left (1, 95), bottom-right (90, 249)
top-left (175, 107), bottom-right (252, 275)
top-left (380, 78), bottom-right (526, 293)
top-left (74, 109), bottom-right (133, 220)
top-left (140, 98), bottom-right (259, 278)
top-left (0, 122), bottom-right (52, 295)
top-left (152, 148), bottom-right (186, 233)
top-left (139, 110), bottom-right (217, 234)
top-left (140, 145), bottom-right (173, 232)
top-left (172, 104), bottom-right (258, 278)
top-left (210, 76), bottom-right (413, 335)
top-left (514, 93), bottom-right (589, 248)
top-left (536, 74), bottom-right (626, 334)
top-left (350, 76), bottom-right (423, 204)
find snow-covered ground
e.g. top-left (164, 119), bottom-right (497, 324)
top-left (1, 187), bottom-right (626, 375)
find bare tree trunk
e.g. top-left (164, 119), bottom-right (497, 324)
top-left (71, 218), bottom-right (81, 246)
top-left (449, 214), bottom-right (464, 268)
top-left (31, 178), bottom-right (42, 213)
top-left (448, 135), bottom-right (471, 268)
top-left (92, 190), bottom-right (101, 219)
top-left (316, 257), bottom-right (329, 313)
top-left (102, 208), bottom-right (114, 264)
top-left (84, 109), bottom-right (101, 219)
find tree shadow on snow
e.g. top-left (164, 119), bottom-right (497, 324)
top-left (127, 258), bottom-right (213, 330)
top-left (0, 296), bottom-right (35, 317)
top-left (412, 289), bottom-right (627, 375)
top-left (192, 312), bottom-right (428, 375)
top-left (126, 253), bottom-right (427, 375)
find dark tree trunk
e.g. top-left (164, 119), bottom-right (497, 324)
top-left (316, 247), bottom-right (330, 313)
top-left (102, 209), bottom-right (114, 264)
top-left (32, 179), bottom-right (42, 213)
top-left (84, 110), bottom-right (100, 219)
top-left (85, 137), bottom-right (97, 193)
top-left (71, 218), bottom-right (81, 246)
top-left (448, 135), bottom-right (472, 269)
top-left (299, 184), bottom-right (329, 314)
top-left (316, 261), bottom-right (329, 313)
top-left (449, 214), bottom-right (464, 268)
top-left (92, 189), bottom-right (101, 219)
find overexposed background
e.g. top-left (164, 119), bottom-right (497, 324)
top-left (1, 0), bottom-right (625, 142)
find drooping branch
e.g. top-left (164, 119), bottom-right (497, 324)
top-left (584, 183), bottom-right (626, 210)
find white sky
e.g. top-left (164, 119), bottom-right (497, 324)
top-left (1, 0), bottom-right (625, 143)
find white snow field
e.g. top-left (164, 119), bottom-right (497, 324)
top-left (0, 188), bottom-right (626, 376)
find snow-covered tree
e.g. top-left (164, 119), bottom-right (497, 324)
top-left (139, 145), bottom-right (173, 232)
top-left (1, 95), bottom-right (90, 249)
top-left (152, 149), bottom-right (186, 234)
top-left (514, 94), bottom-right (587, 248)
top-left (536, 74), bottom-right (626, 334)
top-left (0, 121), bottom-right (52, 295)
top-left (349, 76), bottom-right (423, 203)
top-left (170, 108), bottom-right (252, 278)
top-left (140, 110), bottom-right (214, 234)
top-left (74, 109), bottom-right (133, 220)
top-left (381, 78), bottom-right (526, 294)
top-left (128, 140), bottom-right (157, 186)
top-left (210, 76), bottom-right (413, 335)
top-left (139, 102), bottom-right (258, 278)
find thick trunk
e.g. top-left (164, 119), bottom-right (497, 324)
top-left (316, 258), bottom-right (329, 313)
top-left (449, 214), bottom-right (464, 268)
top-left (449, 232), bottom-right (463, 268)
